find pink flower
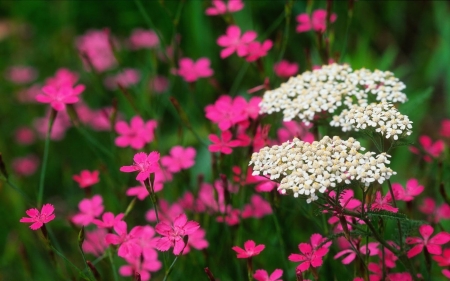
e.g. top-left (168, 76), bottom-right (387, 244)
top-left (254, 269), bottom-right (283, 281)
top-left (119, 250), bottom-right (161, 281)
top-left (72, 195), bottom-right (104, 226)
top-left (45, 68), bottom-right (79, 88)
top-left (370, 191), bottom-right (398, 213)
top-left (387, 273), bottom-right (413, 281)
top-left (246, 167), bottom-right (278, 192)
top-left (12, 155), bottom-right (39, 176)
top-left (120, 152), bottom-right (160, 181)
top-left (14, 127), bottom-right (36, 145)
top-left (217, 25), bottom-right (257, 58)
top-left (115, 116), bottom-right (157, 149)
top-left (177, 57), bottom-right (214, 82)
top-left (205, 95), bottom-right (248, 131)
top-left (205, 0), bottom-right (244, 16)
top-left (155, 213), bottom-right (200, 255)
top-left (104, 68), bottom-right (141, 90)
top-left (76, 29), bottom-right (117, 72)
top-left (232, 240), bottom-right (265, 258)
top-left (93, 212), bottom-right (124, 228)
top-left (73, 170), bottom-right (100, 188)
top-left (149, 76), bottom-right (169, 93)
top-left (105, 221), bottom-right (144, 258)
top-left (241, 195), bottom-right (272, 219)
top-left (33, 110), bottom-right (71, 141)
top-left (406, 224), bottom-right (450, 258)
top-left (6, 66), bottom-right (38, 84)
top-left (36, 84), bottom-right (85, 111)
top-left (20, 203), bottom-right (55, 230)
top-left (129, 28), bottom-right (159, 49)
top-left (289, 234), bottom-right (331, 272)
top-left (209, 130), bottom-right (241, 154)
top-left (296, 9), bottom-right (337, 33)
top-left (419, 197), bottom-right (450, 223)
top-left (444, 269), bottom-right (450, 279)
top-left (245, 40), bottom-right (273, 62)
top-left (161, 146), bottom-right (196, 173)
top-left (277, 121), bottom-right (314, 144)
top-left (183, 228), bottom-right (209, 254)
top-left (410, 135), bottom-right (445, 162)
top-left (145, 199), bottom-right (184, 223)
top-left (82, 228), bottom-right (108, 256)
top-left (274, 60), bottom-right (299, 78)
top-left (441, 119), bottom-right (450, 138)
top-left (392, 178), bottom-right (424, 202)
top-left (432, 248), bottom-right (450, 266)
top-left (334, 239), bottom-right (379, 264)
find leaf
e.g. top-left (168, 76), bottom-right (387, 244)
top-left (399, 87), bottom-right (433, 116)
top-left (366, 210), bottom-right (408, 221)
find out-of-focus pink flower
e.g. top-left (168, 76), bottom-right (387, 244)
top-left (127, 169), bottom-right (171, 200)
top-left (441, 119), bottom-right (450, 138)
top-left (289, 234), bottom-right (331, 272)
top-left (206, 0), bottom-right (244, 16)
top-left (245, 167), bottom-right (279, 192)
top-left (254, 269), bottom-right (283, 281)
top-left (104, 68), bottom-right (141, 90)
top-left (217, 25), bottom-right (257, 58)
top-left (76, 29), bottom-right (117, 72)
top-left (370, 191), bottom-right (398, 213)
top-left (20, 203), bottom-right (55, 230)
top-left (377, 241), bottom-right (399, 268)
top-left (45, 68), bottom-right (79, 88)
top-left (14, 127), bottom-right (35, 145)
top-left (277, 121), bottom-right (314, 144)
top-left (392, 178), bottom-right (424, 202)
top-left (12, 155), bottom-right (39, 176)
top-left (93, 212), bottom-right (124, 229)
top-left (241, 195), bottom-right (272, 219)
top-left (209, 130), bottom-right (240, 154)
top-left (232, 240), bottom-right (265, 258)
top-left (406, 224), bottom-right (450, 258)
top-left (177, 57), bottom-right (213, 82)
top-left (410, 135), bottom-right (445, 162)
top-left (6, 66), bottom-right (38, 84)
top-left (433, 248), bottom-right (450, 266)
top-left (182, 227), bottom-right (209, 254)
top-left (129, 28), bottom-right (159, 49)
top-left (120, 152), bottom-right (160, 181)
top-left (155, 213), bottom-right (200, 255)
top-left (115, 116), bottom-right (157, 149)
top-left (36, 83), bottom-right (85, 111)
top-left (149, 76), bottom-right (169, 93)
top-left (334, 239), bottom-right (379, 265)
top-left (245, 40), bottom-right (273, 62)
top-left (71, 195), bottom-right (104, 226)
top-left (33, 111), bottom-right (71, 141)
top-left (17, 84), bottom-right (43, 103)
top-left (145, 199), bottom-right (184, 223)
top-left (73, 170), bottom-right (100, 188)
top-left (205, 95), bottom-right (248, 131)
top-left (274, 60), bottom-right (299, 78)
top-left (296, 9), bottom-right (337, 33)
top-left (443, 269), bottom-right (450, 279)
top-left (387, 272), bottom-right (413, 281)
top-left (161, 146), bottom-right (196, 173)
top-left (89, 106), bottom-right (118, 131)
top-left (82, 228), bottom-right (108, 256)
top-left (419, 197), bottom-right (450, 223)
top-left (119, 250), bottom-right (161, 281)
top-left (105, 221), bottom-right (144, 258)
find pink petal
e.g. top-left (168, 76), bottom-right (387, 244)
top-left (120, 165), bottom-right (138, 172)
top-left (30, 221), bottom-right (43, 230)
top-left (156, 237), bottom-right (172, 251)
top-left (173, 240), bottom-right (186, 255)
top-left (419, 225), bottom-right (434, 240)
top-left (407, 244), bottom-right (423, 258)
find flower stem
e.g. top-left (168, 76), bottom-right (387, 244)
top-left (246, 257), bottom-right (253, 281)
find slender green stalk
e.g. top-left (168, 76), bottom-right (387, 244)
top-left (107, 247), bottom-right (119, 281)
top-left (246, 257), bottom-right (253, 281)
top-left (51, 245), bottom-right (91, 280)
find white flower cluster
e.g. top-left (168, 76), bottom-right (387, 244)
top-left (330, 101), bottom-right (413, 140)
top-left (259, 64), bottom-right (407, 124)
top-left (249, 136), bottom-right (396, 203)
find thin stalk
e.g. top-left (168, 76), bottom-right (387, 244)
top-left (246, 257), bottom-right (253, 281)
top-left (107, 247), bottom-right (119, 281)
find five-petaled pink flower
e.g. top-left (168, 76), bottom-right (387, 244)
top-left (406, 224), bottom-right (450, 258)
top-left (205, 95), bottom-right (248, 131)
top-left (205, 0), bottom-right (244, 16)
top-left (155, 213), bottom-right (200, 255)
top-left (73, 170), bottom-right (100, 188)
top-left (245, 40), bottom-right (273, 62)
top-left (217, 25), bottom-right (257, 58)
top-left (370, 191), bottom-right (398, 213)
top-left (177, 57), bottom-right (214, 82)
top-left (410, 135), bottom-right (445, 162)
top-left (433, 248), bottom-right (450, 266)
top-left (253, 269), bottom-right (283, 281)
top-left (289, 233), bottom-right (331, 272)
top-left (209, 130), bottom-right (241, 154)
top-left (232, 240), bottom-right (265, 258)
top-left (115, 116), bottom-right (157, 150)
top-left (36, 84), bottom-right (85, 111)
top-left (392, 178), bottom-right (424, 202)
top-left (120, 152), bottom-right (160, 181)
top-left (161, 146), bottom-right (196, 173)
top-left (274, 60), bottom-right (299, 78)
top-left (93, 212), bottom-right (124, 229)
top-left (105, 221), bottom-right (144, 258)
top-left (71, 195), bottom-right (104, 226)
top-left (296, 9), bottom-right (337, 33)
top-left (129, 28), bottom-right (159, 49)
top-left (20, 203), bottom-right (55, 230)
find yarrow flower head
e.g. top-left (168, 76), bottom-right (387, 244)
top-left (249, 136), bottom-right (396, 203)
top-left (20, 203), bottom-right (55, 230)
top-left (232, 240), bottom-right (265, 258)
top-left (260, 64), bottom-right (407, 125)
top-left (120, 152), bottom-right (160, 181)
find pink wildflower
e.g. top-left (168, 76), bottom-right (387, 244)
top-left (232, 240), bottom-right (265, 258)
top-left (129, 28), bottom-right (159, 49)
top-left (14, 127), bottom-right (36, 145)
top-left (444, 269), bottom-right (450, 279)
top-left (155, 213), bottom-right (200, 255)
top-left (6, 66), bottom-right (37, 84)
top-left (181, 228), bottom-right (209, 254)
top-left (72, 170), bottom-right (100, 188)
top-left (370, 191), bottom-right (398, 213)
top-left (209, 130), bottom-right (240, 154)
top-left (289, 234), bottom-right (331, 272)
top-left (76, 29), bottom-right (117, 72)
top-left (93, 212), bottom-right (124, 228)
top-left (254, 269), bottom-right (283, 281)
top-left (217, 25), bottom-right (257, 58)
top-left (36, 83), bottom-right (85, 111)
top-left (149, 76), bottom-right (169, 93)
top-left (105, 221), bottom-right (144, 258)
top-left (119, 251), bottom-right (161, 281)
top-left (334, 240), bottom-right (379, 264)
top-left (177, 57), bottom-right (214, 82)
top-left (120, 152), bottom-right (160, 181)
top-left (206, 0), bottom-right (244, 16)
top-left (33, 110), bottom-right (71, 141)
top-left (71, 195), bottom-right (104, 226)
top-left (12, 155), bottom-right (39, 176)
top-left (205, 95), bottom-right (248, 130)
top-left (115, 116), bottom-right (157, 149)
top-left (104, 68), bottom-right (141, 90)
top-left (82, 228), bottom-right (108, 257)
top-left (45, 68), bottom-right (79, 88)
top-left (441, 119), bottom-right (450, 138)
top-left (241, 194), bottom-right (272, 219)
top-left (419, 197), bottom-right (450, 223)
top-left (145, 199), bottom-right (184, 223)
top-left (410, 135), bottom-right (445, 162)
top-left (277, 121), bottom-right (314, 144)
top-left (392, 178), bottom-right (424, 202)
top-left (406, 224), bottom-right (450, 258)
top-left (161, 146), bottom-right (196, 173)
top-left (387, 272), bottom-right (413, 281)
top-left (433, 248), bottom-right (450, 266)
top-left (245, 40), bottom-right (273, 62)
top-left (296, 9), bottom-right (337, 33)
top-left (20, 203), bottom-right (55, 230)
top-left (274, 60), bottom-right (299, 78)
top-left (246, 167), bottom-right (279, 192)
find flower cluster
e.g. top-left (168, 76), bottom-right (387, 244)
top-left (259, 63), bottom-right (407, 125)
top-left (330, 101), bottom-right (413, 140)
top-left (249, 136), bottom-right (395, 203)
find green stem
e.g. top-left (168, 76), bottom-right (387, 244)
top-left (246, 257), bottom-right (253, 281)
top-left (107, 247), bottom-right (119, 281)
